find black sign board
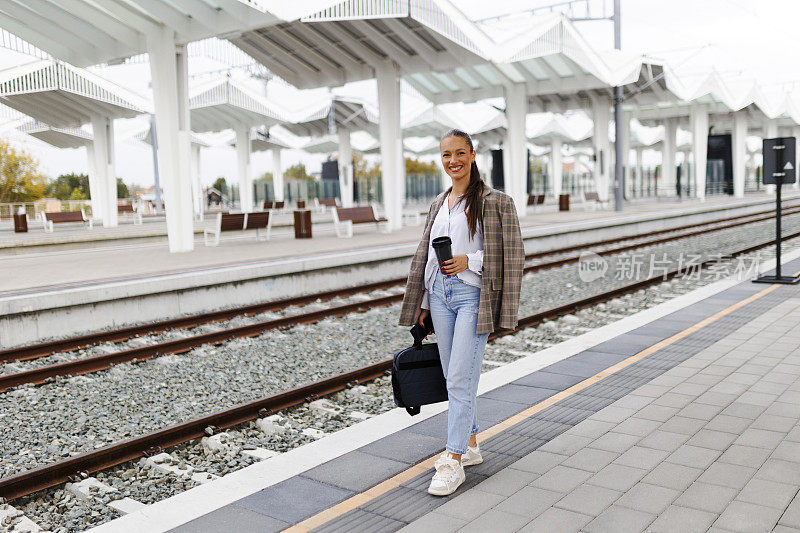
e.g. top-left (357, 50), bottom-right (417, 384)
top-left (762, 137), bottom-right (796, 185)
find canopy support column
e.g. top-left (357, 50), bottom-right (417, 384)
top-left (592, 97), bottom-right (611, 201)
top-left (190, 143), bottom-right (202, 219)
top-left (235, 123), bottom-right (253, 212)
top-left (338, 128), bottom-right (354, 208)
top-left (619, 111), bottom-right (631, 201)
top-left (480, 152), bottom-right (491, 184)
top-left (550, 138), bottom-right (562, 198)
top-left (504, 82), bottom-right (527, 214)
top-left (90, 114), bottom-right (118, 227)
top-left (635, 147), bottom-right (643, 196)
top-left (732, 111), bottom-right (747, 198)
top-left (272, 148), bottom-right (284, 202)
top-left (147, 28), bottom-right (194, 252)
top-left (793, 127), bottom-right (800, 190)
top-left (376, 60), bottom-right (402, 230)
top-left (84, 144), bottom-right (101, 221)
top-left (691, 104), bottom-right (708, 201)
top-left (661, 118), bottom-right (677, 198)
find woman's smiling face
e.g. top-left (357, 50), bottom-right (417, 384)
top-left (440, 135), bottom-right (475, 182)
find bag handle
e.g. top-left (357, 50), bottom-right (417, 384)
top-left (410, 323), bottom-right (428, 348)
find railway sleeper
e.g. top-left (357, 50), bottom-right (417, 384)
top-left (143, 453), bottom-right (218, 486)
top-left (0, 503), bottom-right (43, 532)
top-left (65, 477), bottom-right (147, 517)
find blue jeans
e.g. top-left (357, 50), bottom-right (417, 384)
top-left (429, 270), bottom-right (489, 454)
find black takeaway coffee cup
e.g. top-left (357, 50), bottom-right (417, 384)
top-left (432, 236), bottom-right (453, 266)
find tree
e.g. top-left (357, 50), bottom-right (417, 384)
top-left (353, 152), bottom-right (380, 180)
top-left (255, 172), bottom-right (273, 182)
top-left (405, 157), bottom-right (438, 175)
top-left (47, 173), bottom-right (89, 200)
top-left (284, 163), bottom-right (314, 181)
top-left (212, 177), bottom-right (228, 195)
top-left (0, 139), bottom-right (47, 202)
top-left (116, 178), bottom-right (129, 199)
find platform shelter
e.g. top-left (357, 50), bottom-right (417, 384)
top-left (0, 60), bottom-right (148, 227)
top-left (227, 128), bottom-right (293, 204)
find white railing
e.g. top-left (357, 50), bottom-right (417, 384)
top-left (302, 0), bottom-right (407, 21)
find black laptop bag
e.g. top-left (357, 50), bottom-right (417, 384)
top-left (391, 322), bottom-right (448, 416)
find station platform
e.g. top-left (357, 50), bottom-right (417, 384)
top-left (91, 246), bottom-right (800, 532)
top-left (1, 193), bottom-right (795, 348)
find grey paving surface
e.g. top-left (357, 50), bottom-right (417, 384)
top-left (168, 261), bottom-right (800, 533)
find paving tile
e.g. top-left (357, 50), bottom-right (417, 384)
top-left (659, 415), bottom-right (707, 435)
top-left (463, 450), bottom-right (520, 478)
top-left (773, 525), bottom-right (800, 533)
top-left (517, 507), bottom-right (593, 533)
top-left (589, 405), bottom-right (638, 424)
top-left (697, 462), bottom-right (756, 490)
top-left (717, 445), bottom-right (772, 468)
top-left (647, 505), bottom-right (717, 533)
top-left (360, 486), bottom-right (441, 524)
top-left (674, 482), bottom-right (738, 514)
top-left (642, 462), bottom-right (702, 491)
top-left (613, 446), bottom-right (669, 470)
top-left (529, 465), bottom-right (592, 493)
top-left (637, 430), bottom-right (691, 452)
top-left (720, 401), bottom-right (768, 420)
top-left (772, 440), bottom-right (800, 463)
top-left (750, 414), bottom-right (797, 433)
top-left (554, 483), bottom-right (621, 516)
top-left (653, 392), bottom-right (696, 409)
top-left (615, 482), bottom-right (679, 514)
top-left (755, 458), bottom-right (800, 484)
top-left (560, 447), bottom-right (618, 473)
top-left (634, 404), bottom-right (679, 423)
top-left (779, 493), bottom-right (800, 529)
top-left (483, 432), bottom-right (545, 459)
top-left (677, 402), bottom-right (725, 421)
top-left (582, 504), bottom-right (656, 533)
top-left (315, 509), bottom-right (405, 533)
top-left (537, 433), bottom-right (593, 456)
top-left (568, 418), bottom-right (616, 439)
top-left (237, 476), bottom-right (354, 524)
top-left (506, 418), bottom-right (571, 441)
top-left (736, 477), bottom-right (797, 510)
top-left (768, 401), bottom-right (800, 419)
top-left (406, 412), bottom-right (450, 438)
top-left (435, 489), bottom-right (505, 521)
top-left (481, 384), bottom-right (558, 405)
top-left (589, 431), bottom-right (641, 453)
top-left (613, 417), bottom-right (661, 437)
top-left (493, 485), bottom-right (563, 518)
top-left (733, 427), bottom-right (786, 450)
top-left (472, 467), bottom-right (539, 497)
top-left (398, 512), bottom-right (466, 533)
top-left (508, 451), bottom-right (566, 474)
top-left (713, 500), bottom-right (783, 532)
top-left (704, 414), bottom-right (753, 434)
top-left (456, 508), bottom-right (531, 533)
top-left (665, 444), bottom-right (720, 469)
top-left (608, 393), bottom-right (655, 411)
top-left (301, 451), bottom-right (409, 492)
top-left (360, 432), bottom-right (445, 464)
top-left (475, 397), bottom-right (527, 425)
top-left (512, 371), bottom-right (585, 390)
top-left (686, 429), bottom-right (739, 451)
top-left (696, 391), bottom-right (739, 407)
top-left (588, 463), bottom-right (647, 492)
top-left (171, 504), bottom-right (289, 533)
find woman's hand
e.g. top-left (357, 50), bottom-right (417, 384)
top-left (418, 309), bottom-right (430, 328)
top-left (441, 255), bottom-right (469, 276)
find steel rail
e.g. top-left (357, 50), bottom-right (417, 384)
top-left (2, 204), bottom-right (796, 365)
top-left (1, 210), bottom-right (798, 392)
top-left (1, 230), bottom-right (798, 501)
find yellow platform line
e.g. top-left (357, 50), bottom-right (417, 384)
top-left (285, 282), bottom-right (782, 533)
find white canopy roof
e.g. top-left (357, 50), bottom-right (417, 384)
top-left (189, 77), bottom-right (285, 133)
top-left (18, 120), bottom-right (92, 149)
top-left (0, 60), bottom-right (149, 128)
top-left (0, 0), bottom-right (343, 67)
top-left (281, 95), bottom-right (378, 137)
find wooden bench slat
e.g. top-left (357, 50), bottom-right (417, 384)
top-left (45, 211), bottom-right (84, 223)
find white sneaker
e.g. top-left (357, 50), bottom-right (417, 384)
top-left (461, 444), bottom-right (483, 466)
top-left (427, 453), bottom-right (466, 496)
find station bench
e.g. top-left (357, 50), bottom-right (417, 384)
top-left (314, 197), bottom-right (339, 213)
top-left (582, 192), bottom-right (610, 211)
top-left (117, 204), bottom-right (143, 224)
top-left (203, 211), bottom-right (272, 246)
top-left (332, 205), bottom-right (389, 238)
top-left (40, 209), bottom-right (92, 232)
top-left (263, 200), bottom-right (285, 210)
top-left (527, 194), bottom-right (545, 210)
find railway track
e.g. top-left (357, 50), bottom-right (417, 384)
top-left (1, 228), bottom-right (798, 502)
top-left (1, 207), bottom-right (798, 393)
top-left (2, 203), bottom-right (797, 365)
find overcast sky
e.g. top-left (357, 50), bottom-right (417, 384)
top-left (2, 0), bottom-right (799, 188)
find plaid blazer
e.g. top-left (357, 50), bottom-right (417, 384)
top-left (398, 184), bottom-right (524, 334)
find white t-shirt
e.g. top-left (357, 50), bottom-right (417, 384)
top-left (421, 194), bottom-right (484, 310)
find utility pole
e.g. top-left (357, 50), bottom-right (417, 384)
top-left (613, 0), bottom-right (624, 212)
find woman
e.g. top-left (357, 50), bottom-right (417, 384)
top-left (398, 129), bottom-right (524, 496)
